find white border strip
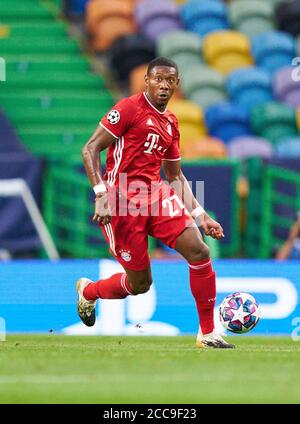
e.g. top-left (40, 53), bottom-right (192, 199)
top-left (143, 92), bottom-right (166, 114)
top-left (162, 157), bottom-right (181, 161)
top-left (99, 122), bottom-right (118, 139)
top-left (188, 260), bottom-right (211, 270)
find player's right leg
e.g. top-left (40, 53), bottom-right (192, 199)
top-left (76, 212), bottom-right (152, 326)
top-left (76, 267), bottom-right (152, 327)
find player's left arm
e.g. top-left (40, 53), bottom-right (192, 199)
top-left (162, 160), bottom-right (224, 240)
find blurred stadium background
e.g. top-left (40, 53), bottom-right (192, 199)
top-left (1, 0), bottom-right (300, 338)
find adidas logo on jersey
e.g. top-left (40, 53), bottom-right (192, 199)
top-left (147, 118), bottom-right (154, 126)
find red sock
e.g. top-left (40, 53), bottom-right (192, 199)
top-left (189, 258), bottom-right (216, 335)
top-left (83, 273), bottom-right (134, 300)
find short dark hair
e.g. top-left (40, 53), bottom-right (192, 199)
top-left (147, 57), bottom-right (178, 75)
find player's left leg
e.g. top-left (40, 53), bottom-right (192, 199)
top-left (174, 226), bottom-right (235, 349)
top-left (148, 185), bottom-right (234, 348)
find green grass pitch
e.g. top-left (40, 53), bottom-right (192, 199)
top-left (0, 335), bottom-right (299, 404)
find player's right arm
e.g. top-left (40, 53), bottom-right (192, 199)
top-left (82, 125), bottom-right (116, 225)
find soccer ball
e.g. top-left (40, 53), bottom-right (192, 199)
top-left (219, 292), bottom-right (260, 333)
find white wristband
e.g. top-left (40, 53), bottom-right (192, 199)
top-left (191, 206), bottom-right (205, 219)
top-left (93, 183), bottom-right (107, 195)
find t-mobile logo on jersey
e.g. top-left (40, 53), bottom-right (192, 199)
top-left (143, 133), bottom-right (167, 155)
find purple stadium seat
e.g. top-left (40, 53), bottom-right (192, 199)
top-left (228, 136), bottom-right (274, 159)
top-left (273, 66), bottom-right (300, 109)
top-left (134, 0), bottom-right (182, 41)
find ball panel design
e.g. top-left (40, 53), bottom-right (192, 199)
top-left (219, 292), bottom-right (260, 334)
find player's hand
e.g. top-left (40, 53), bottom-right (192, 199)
top-left (199, 213), bottom-right (224, 240)
top-left (93, 193), bottom-right (112, 225)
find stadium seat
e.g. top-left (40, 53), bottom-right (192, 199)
top-left (226, 67), bottom-right (273, 111)
top-left (205, 101), bottom-right (251, 143)
top-left (296, 34), bottom-right (300, 56)
top-left (135, 0), bottom-right (182, 41)
top-left (6, 56), bottom-right (91, 74)
top-left (109, 34), bottom-right (155, 82)
top-left (251, 31), bottom-right (296, 74)
top-left (228, 0), bottom-right (274, 37)
top-left (168, 99), bottom-right (207, 147)
top-left (0, 22), bottom-right (67, 38)
top-left (273, 66), bottom-right (300, 109)
top-left (0, 2), bottom-right (52, 21)
top-left (203, 30), bottom-right (253, 75)
top-left (5, 107), bottom-right (104, 127)
top-left (297, 107), bottom-right (300, 131)
top-left (62, 0), bottom-right (89, 20)
top-left (180, 64), bottom-right (226, 109)
top-left (181, 0), bottom-right (229, 37)
top-left (251, 102), bottom-right (298, 144)
top-left (274, 137), bottom-right (300, 158)
top-left (1, 72), bottom-right (104, 91)
top-left (275, 0), bottom-right (300, 37)
top-left (181, 136), bottom-right (227, 159)
top-left (156, 30), bottom-right (203, 72)
top-left (228, 136), bottom-right (274, 159)
top-left (0, 92), bottom-right (113, 111)
top-left (86, 0), bottom-right (136, 51)
top-left (0, 36), bottom-right (79, 54)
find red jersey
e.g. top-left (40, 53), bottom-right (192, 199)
top-left (100, 92), bottom-right (181, 188)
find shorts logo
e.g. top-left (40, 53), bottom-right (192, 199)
top-left (107, 110), bottom-right (120, 124)
top-left (120, 249), bottom-right (132, 262)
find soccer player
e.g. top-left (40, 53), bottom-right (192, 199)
top-left (77, 57), bottom-right (234, 349)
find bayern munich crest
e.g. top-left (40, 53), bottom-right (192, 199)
top-left (120, 249), bottom-right (132, 262)
top-left (107, 110), bottom-right (120, 124)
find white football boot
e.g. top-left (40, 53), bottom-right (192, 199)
top-left (196, 329), bottom-right (235, 349)
top-left (76, 278), bottom-right (96, 327)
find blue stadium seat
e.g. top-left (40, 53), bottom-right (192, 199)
top-left (205, 102), bottom-right (251, 143)
top-left (62, 0), bottom-right (89, 19)
top-left (226, 67), bottom-right (273, 111)
top-left (181, 0), bottom-right (228, 36)
top-left (251, 31), bottom-right (295, 74)
top-left (274, 137), bottom-right (300, 158)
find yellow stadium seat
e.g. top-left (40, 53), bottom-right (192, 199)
top-left (182, 136), bottom-right (227, 159)
top-left (297, 107), bottom-right (300, 131)
top-left (203, 30), bottom-right (253, 75)
top-left (168, 100), bottom-right (207, 147)
top-left (0, 25), bottom-right (10, 38)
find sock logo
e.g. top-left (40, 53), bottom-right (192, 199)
top-left (208, 297), bottom-right (216, 303)
top-left (120, 249), bottom-right (132, 262)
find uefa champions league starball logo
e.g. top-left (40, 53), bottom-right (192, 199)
top-left (107, 110), bottom-right (120, 124)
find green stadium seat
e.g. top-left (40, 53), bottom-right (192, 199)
top-left (18, 129), bottom-right (108, 162)
top-left (0, 92), bottom-right (113, 111)
top-left (6, 108), bottom-right (105, 126)
top-left (0, 2), bottom-right (53, 22)
top-left (251, 102), bottom-right (298, 144)
top-left (157, 30), bottom-right (202, 57)
top-left (2, 72), bottom-right (104, 90)
top-left (228, 0), bottom-right (274, 37)
top-left (5, 56), bottom-right (91, 74)
top-left (157, 30), bottom-right (203, 73)
top-left (1, 22), bottom-right (67, 38)
top-left (180, 64), bottom-right (226, 109)
top-left (0, 37), bottom-right (79, 54)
